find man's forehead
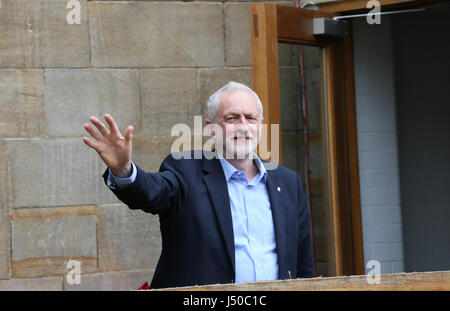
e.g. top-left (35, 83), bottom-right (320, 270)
top-left (219, 90), bottom-right (259, 112)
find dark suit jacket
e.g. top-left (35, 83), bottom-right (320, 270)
top-left (104, 151), bottom-right (315, 289)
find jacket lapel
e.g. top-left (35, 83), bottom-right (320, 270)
top-left (202, 158), bottom-right (235, 275)
top-left (265, 170), bottom-right (287, 277)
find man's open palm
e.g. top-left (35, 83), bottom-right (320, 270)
top-left (83, 114), bottom-right (134, 177)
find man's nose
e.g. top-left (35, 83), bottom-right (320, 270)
top-left (236, 115), bottom-right (249, 127)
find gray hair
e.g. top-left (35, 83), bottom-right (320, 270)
top-left (206, 81), bottom-right (264, 123)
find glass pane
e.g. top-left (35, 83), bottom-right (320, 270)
top-left (278, 42), bottom-right (334, 277)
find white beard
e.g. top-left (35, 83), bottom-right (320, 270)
top-left (223, 130), bottom-right (259, 160)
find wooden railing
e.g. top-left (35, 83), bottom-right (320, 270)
top-left (156, 271), bottom-right (450, 291)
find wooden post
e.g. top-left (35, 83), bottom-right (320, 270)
top-left (251, 3), bottom-right (282, 164)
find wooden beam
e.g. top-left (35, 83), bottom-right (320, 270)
top-left (155, 270), bottom-right (450, 291)
top-left (251, 3), bottom-right (282, 164)
top-left (342, 21), bottom-right (365, 276)
top-left (276, 5), bottom-right (334, 45)
top-left (324, 41), bottom-right (344, 276)
top-left (319, 0), bottom-right (449, 13)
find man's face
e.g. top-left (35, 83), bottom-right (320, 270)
top-left (212, 90), bottom-right (262, 159)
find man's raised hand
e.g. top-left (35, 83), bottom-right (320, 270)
top-left (83, 114), bottom-right (134, 177)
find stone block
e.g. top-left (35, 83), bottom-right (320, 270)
top-left (140, 69), bottom-right (198, 136)
top-left (44, 69), bottom-right (141, 137)
top-left (11, 206), bottom-right (98, 278)
top-left (132, 136), bottom-right (181, 173)
top-left (197, 68), bottom-right (252, 122)
top-left (64, 270), bottom-right (154, 291)
top-left (225, 3), bottom-right (251, 66)
top-left (97, 204), bottom-right (161, 272)
top-left (0, 142), bottom-right (10, 279)
top-left (8, 138), bottom-right (119, 208)
top-left (133, 134), bottom-right (209, 172)
top-left (0, 69), bottom-right (46, 137)
top-left (0, 0), bottom-right (89, 67)
top-left (89, 2), bottom-right (224, 67)
top-left (0, 276), bottom-right (63, 291)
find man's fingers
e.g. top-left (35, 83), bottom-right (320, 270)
top-left (104, 113), bottom-right (121, 136)
top-left (90, 116), bottom-right (110, 137)
top-left (83, 137), bottom-right (99, 151)
top-left (84, 123), bottom-right (102, 141)
top-left (124, 125), bottom-right (134, 144)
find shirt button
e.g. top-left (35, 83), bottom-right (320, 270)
top-left (257, 264), bottom-right (262, 268)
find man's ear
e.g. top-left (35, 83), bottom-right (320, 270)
top-left (205, 120), bottom-right (215, 138)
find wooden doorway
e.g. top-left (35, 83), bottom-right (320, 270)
top-left (251, 0), bottom-right (450, 277)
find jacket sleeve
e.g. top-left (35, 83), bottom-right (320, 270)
top-left (296, 173), bottom-right (315, 278)
top-left (102, 154), bottom-right (188, 215)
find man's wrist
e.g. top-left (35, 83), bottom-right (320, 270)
top-left (110, 162), bottom-right (132, 178)
top-left (107, 162), bottom-right (137, 189)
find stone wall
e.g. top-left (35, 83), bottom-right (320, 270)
top-left (0, 0), bottom-right (291, 290)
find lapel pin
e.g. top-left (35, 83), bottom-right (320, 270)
top-left (277, 186), bottom-right (281, 192)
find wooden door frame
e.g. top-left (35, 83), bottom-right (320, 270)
top-left (251, 3), bottom-right (363, 276)
top-left (251, 0), bottom-right (445, 277)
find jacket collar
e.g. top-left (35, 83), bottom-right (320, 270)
top-left (216, 152), bottom-right (268, 184)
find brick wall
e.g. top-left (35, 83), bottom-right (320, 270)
top-left (352, 17), bottom-right (405, 274)
top-left (0, 0), bottom-right (291, 290)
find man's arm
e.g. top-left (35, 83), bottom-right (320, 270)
top-left (103, 154), bottom-right (186, 215)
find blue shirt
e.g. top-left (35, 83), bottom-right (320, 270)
top-left (217, 154), bottom-right (278, 283)
top-left (107, 155), bottom-right (279, 283)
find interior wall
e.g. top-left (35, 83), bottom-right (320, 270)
top-left (392, 4), bottom-right (450, 272)
top-left (353, 17), bottom-right (405, 274)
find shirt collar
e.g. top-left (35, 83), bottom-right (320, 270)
top-left (217, 152), bottom-right (268, 184)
